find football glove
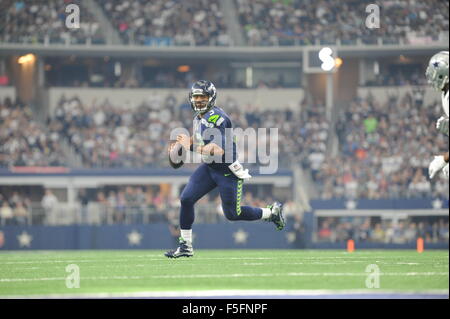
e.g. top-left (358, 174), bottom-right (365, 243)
top-left (429, 155), bottom-right (447, 179)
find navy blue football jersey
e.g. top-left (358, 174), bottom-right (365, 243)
top-left (193, 106), bottom-right (237, 170)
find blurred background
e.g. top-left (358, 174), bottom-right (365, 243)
top-left (0, 0), bottom-right (448, 250)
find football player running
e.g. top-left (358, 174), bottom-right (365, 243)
top-left (426, 51), bottom-right (449, 179)
top-left (165, 80), bottom-right (285, 258)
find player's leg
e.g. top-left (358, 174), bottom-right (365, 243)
top-left (216, 174), bottom-right (285, 230)
top-left (179, 163), bottom-right (217, 230)
top-left (218, 177), bottom-right (262, 220)
top-left (165, 164), bottom-right (217, 258)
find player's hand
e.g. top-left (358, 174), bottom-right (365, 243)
top-left (176, 134), bottom-right (191, 150)
top-left (428, 155), bottom-right (447, 179)
top-left (436, 116), bottom-right (449, 135)
top-left (167, 142), bottom-right (177, 154)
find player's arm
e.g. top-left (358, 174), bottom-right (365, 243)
top-left (436, 116), bottom-right (449, 135)
top-left (194, 143), bottom-right (224, 156)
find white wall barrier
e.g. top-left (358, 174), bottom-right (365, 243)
top-left (0, 86), bottom-right (16, 101)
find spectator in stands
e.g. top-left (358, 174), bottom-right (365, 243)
top-left (77, 189), bottom-right (90, 224)
top-left (95, 191), bottom-right (108, 224)
top-left (13, 202), bottom-right (29, 225)
top-left (371, 223), bottom-right (385, 243)
top-left (318, 219), bottom-right (332, 241)
top-left (0, 201), bottom-right (14, 226)
top-left (41, 189), bottom-right (59, 225)
top-left (105, 190), bottom-right (117, 224)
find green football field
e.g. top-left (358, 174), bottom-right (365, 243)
top-left (0, 249), bottom-right (448, 298)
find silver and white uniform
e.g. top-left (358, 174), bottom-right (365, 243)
top-left (442, 90), bottom-right (449, 178)
top-left (442, 90), bottom-right (449, 117)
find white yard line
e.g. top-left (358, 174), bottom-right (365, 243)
top-left (0, 289), bottom-right (448, 299)
top-left (0, 271), bottom-right (448, 283)
top-left (0, 257), bottom-right (287, 265)
top-left (3, 256), bottom-right (448, 265)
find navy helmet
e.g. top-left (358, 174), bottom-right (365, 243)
top-left (189, 80), bottom-right (217, 114)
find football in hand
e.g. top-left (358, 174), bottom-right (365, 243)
top-left (168, 142), bottom-right (185, 169)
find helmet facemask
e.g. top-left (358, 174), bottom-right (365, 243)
top-left (190, 93), bottom-right (213, 114)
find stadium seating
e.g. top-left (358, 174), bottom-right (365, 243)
top-left (1, 0), bottom-right (104, 44)
top-left (316, 91), bottom-right (448, 199)
top-left (100, 0), bottom-right (230, 46)
top-left (235, 0), bottom-right (449, 46)
top-left (0, 98), bottom-right (68, 167)
top-left (1, 0), bottom-right (447, 47)
top-left (3, 85), bottom-right (447, 201)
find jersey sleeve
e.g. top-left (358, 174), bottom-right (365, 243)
top-left (216, 115), bottom-right (231, 151)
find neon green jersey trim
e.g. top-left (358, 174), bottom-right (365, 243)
top-left (236, 179), bottom-right (243, 215)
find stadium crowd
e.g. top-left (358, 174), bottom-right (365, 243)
top-left (2, 0), bottom-right (447, 47)
top-left (0, 98), bottom-right (67, 167)
top-left (364, 67), bottom-right (428, 87)
top-left (79, 186), bottom-right (277, 225)
top-left (48, 94), bottom-right (184, 168)
top-left (317, 216), bottom-right (449, 244)
top-left (1, 0), bottom-right (104, 44)
top-left (0, 191), bottom-right (31, 226)
top-left (2, 86), bottom-right (447, 201)
top-left (100, 0), bottom-right (230, 46)
top-left (235, 0), bottom-right (449, 46)
top-left (316, 90), bottom-right (448, 200)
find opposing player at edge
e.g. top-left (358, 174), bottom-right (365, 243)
top-left (165, 80), bottom-right (285, 258)
top-left (426, 51), bottom-right (449, 179)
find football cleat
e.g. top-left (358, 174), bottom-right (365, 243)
top-left (165, 237), bottom-right (194, 258)
top-left (266, 202), bottom-right (286, 231)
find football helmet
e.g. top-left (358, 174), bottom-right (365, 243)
top-left (425, 51), bottom-right (449, 91)
top-left (189, 80), bottom-right (217, 114)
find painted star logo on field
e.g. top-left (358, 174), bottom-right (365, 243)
top-left (286, 232), bottom-right (296, 244)
top-left (17, 231), bottom-right (32, 248)
top-left (127, 230), bottom-right (143, 246)
top-left (432, 198), bottom-right (443, 209)
top-left (233, 229), bottom-right (248, 244)
top-left (345, 200), bottom-right (357, 210)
